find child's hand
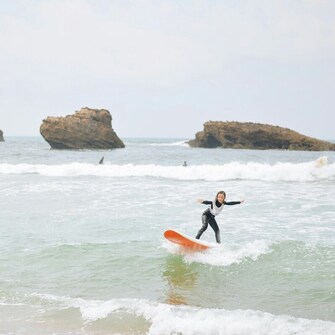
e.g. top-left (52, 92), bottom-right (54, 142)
top-left (196, 198), bottom-right (203, 204)
top-left (240, 199), bottom-right (245, 204)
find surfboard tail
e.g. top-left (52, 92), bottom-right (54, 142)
top-left (164, 230), bottom-right (210, 251)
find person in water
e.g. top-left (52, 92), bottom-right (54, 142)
top-left (196, 191), bottom-right (244, 243)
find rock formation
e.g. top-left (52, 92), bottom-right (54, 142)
top-left (188, 121), bottom-right (335, 151)
top-left (40, 108), bottom-right (125, 149)
top-left (0, 129), bottom-right (4, 141)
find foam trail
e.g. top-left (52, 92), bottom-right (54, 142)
top-left (163, 239), bottom-right (272, 266)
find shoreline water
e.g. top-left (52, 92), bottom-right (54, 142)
top-left (0, 137), bottom-right (334, 334)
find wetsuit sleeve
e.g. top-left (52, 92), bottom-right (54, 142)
top-left (224, 201), bottom-right (241, 205)
top-left (202, 200), bottom-right (213, 205)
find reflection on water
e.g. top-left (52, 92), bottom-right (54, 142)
top-left (162, 255), bottom-right (199, 305)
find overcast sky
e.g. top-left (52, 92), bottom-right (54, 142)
top-left (0, 0), bottom-right (334, 139)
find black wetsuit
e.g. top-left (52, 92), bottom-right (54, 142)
top-left (195, 200), bottom-right (241, 243)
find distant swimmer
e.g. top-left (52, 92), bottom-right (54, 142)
top-left (98, 156), bottom-right (104, 165)
top-left (195, 191), bottom-right (244, 243)
top-left (182, 161), bottom-right (188, 167)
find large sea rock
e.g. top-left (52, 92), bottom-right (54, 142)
top-left (40, 108), bottom-right (125, 149)
top-left (188, 121), bottom-right (335, 151)
top-left (0, 129), bottom-right (4, 142)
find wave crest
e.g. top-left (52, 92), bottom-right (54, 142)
top-left (29, 294), bottom-right (335, 334)
top-left (0, 157), bottom-right (334, 181)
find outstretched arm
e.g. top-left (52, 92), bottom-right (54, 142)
top-left (224, 200), bottom-right (245, 205)
top-left (197, 199), bottom-right (212, 205)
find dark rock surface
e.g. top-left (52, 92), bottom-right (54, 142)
top-left (188, 121), bottom-right (335, 151)
top-left (40, 107), bottom-right (125, 150)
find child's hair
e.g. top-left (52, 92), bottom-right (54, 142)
top-left (215, 191), bottom-right (226, 200)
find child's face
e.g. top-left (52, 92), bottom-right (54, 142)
top-left (217, 193), bottom-right (225, 203)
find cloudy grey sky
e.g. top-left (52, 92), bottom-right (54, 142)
top-left (0, 0), bottom-right (334, 139)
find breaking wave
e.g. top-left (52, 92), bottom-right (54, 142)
top-left (19, 294), bottom-right (335, 335)
top-left (0, 157), bottom-right (334, 182)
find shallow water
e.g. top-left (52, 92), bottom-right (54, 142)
top-left (0, 137), bottom-right (334, 334)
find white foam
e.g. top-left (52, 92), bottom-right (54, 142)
top-left (146, 140), bottom-right (190, 147)
top-left (0, 157), bottom-right (334, 181)
top-left (163, 239), bottom-right (272, 266)
top-left (32, 294), bottom-right (335, 335)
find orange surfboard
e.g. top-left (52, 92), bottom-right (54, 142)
top-left (164, 229), bottom-right (210, 251)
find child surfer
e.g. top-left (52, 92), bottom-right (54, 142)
top-left (196, 191), bottom-right (244, 243)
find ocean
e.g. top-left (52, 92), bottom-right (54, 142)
top-left (0, 137), bottom-right (334, 335)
